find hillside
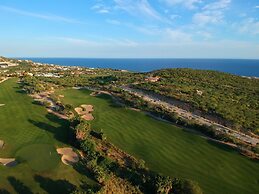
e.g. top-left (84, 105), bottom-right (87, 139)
top-left (133, 68), bottom-right (259, 133)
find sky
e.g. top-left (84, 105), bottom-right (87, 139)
top-left (0, 0), bottom-right (259, 58)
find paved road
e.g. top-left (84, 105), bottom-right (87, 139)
top-left (121, 86), bottom-right (259, 146)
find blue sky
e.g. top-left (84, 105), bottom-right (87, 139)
top-left (0, 0), bottom-right (259, 58)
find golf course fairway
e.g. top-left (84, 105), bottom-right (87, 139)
top-left (57, 88), bottom-right (259, 194)
top-left (0, 79), bottom-right (96, 193)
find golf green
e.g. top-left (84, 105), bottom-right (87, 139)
top-left (15, 144), bottom-right (60, 171)
top-left (57, 88), bottom-right (259, 194)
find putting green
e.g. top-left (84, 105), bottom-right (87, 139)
top-left (15, 144), bottom-right (60, 171)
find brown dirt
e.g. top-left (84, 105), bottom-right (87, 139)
top-left (47, 109), bottom-right (68, 120)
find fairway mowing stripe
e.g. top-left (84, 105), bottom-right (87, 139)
top-left (58, 88), bottom-right (259, 194)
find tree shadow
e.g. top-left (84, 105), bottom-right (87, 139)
top-left (80, 181), bottom-right (101, 193)
top-left (95, 93), bottom-right (124, 109)
top-left (34, 175), bottom-right (76, 194)
top-left (206, 139), bottom-right (237, 153)
top-left (28, 113), bottom-right (73, 145)
top-left (106, 161), bottom-right (151, 193)
top-left (73, 162), bottom-right (93, 178)
top-left (7, 176), bottom-right (33, 194)
top-left (0, 189), bottom-right (10, 194)
top-left (13, 85), bottom-right (26, 94)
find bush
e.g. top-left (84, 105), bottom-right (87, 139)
top-left (172, 179), bottom-right (203, 194)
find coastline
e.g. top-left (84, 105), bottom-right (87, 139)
top-left (17, 57), bottom-right (259, 77)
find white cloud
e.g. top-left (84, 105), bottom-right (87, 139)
top-left (238, 18), bottom-right (259, 35)
top-left (57, 37), bottom-right (138, 47)
top-left (91, 3), bottom-right (110, 14)
top-left (162, 0), bottom-right (202, 10)
top-left (0, 5), bottom-right (83, 24)
top-left (164, 29), bottom-right (192, 42)
top-left (255, 5), bottom-right (259, 9)
top-left (196, 31), bottom-right (213, 40)
top-left (4, 37), bottom-right (259, 59)
top-left (193, 11), bottom-right (223, 25)
top-left (193, 0), bottom-right (231, 25)
top-left (203, 0), bottom-right (231, 10)
top-left (114, 0), bottom-right (162, 21)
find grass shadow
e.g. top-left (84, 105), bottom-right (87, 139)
top-left (28, 113), bottom-right (73, 145)
top-left (7, 176), bottom-right (33, 194)
top-left (34, 175), bottom-right (76, 194)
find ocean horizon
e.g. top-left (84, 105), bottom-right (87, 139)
top-left (21, 58), bottom-right (259, 77)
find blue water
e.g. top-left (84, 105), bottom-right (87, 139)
top-left (23, 58), bottom-right (259, 77)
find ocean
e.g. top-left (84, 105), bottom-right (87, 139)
top-left (23, 58), bottom-right (259, 77)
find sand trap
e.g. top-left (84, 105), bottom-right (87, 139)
top-left (81, 104), bottom-right (93, 112)
top-left (0, 140), bottom-right (4, 149)
top-left (81, 114), bottom-right (94, 121)
top-left (0, 158), bottom-right (17, 167)
top-left (61, 155), bottom-right (79, 165)
top-left (0, 104), bottom-right (5, 107)
top-left (74, 107), bottom-right (87, 115)
top-left (57, 147), bottom-right (74, 155)
top-left (74, 104), bottom-right (94, 121)
top-left (56, 147), bottom-right (79, 165)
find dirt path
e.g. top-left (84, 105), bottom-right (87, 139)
top-left (121, 86), bottom-right (259, 146)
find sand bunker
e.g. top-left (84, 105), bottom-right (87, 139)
top-left (0, 158), bottom-right (17, 167)
top-left (0, 104), bottom-right (5, 107)
top-left (81, 104), bottom-right (93, 112)
top-left (81, 114), bottom-right (94, 121)
top-left (0, 140), bottom-right (4, 149)
top-left (56, 147), bottom-right (79, 165)
top-left (74, 104), bottom-right (94, 121)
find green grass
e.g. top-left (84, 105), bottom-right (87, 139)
top-left (16, 144), bottom-right (60, 171)
top-left (58, 88), bottom-right (259, 194)
top-left (0, 79), bottom-right (96, 193)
